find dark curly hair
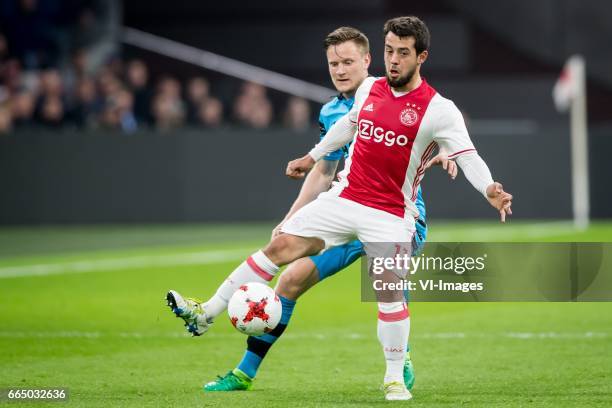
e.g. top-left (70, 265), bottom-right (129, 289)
top-left (383, 16), bottom-right (430, 55)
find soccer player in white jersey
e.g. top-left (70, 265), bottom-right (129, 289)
top-left (198, 27), bottom-right (457, 393)
top-left (167, 16), bottom-right (512, 401)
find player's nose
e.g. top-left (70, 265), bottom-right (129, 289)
top-left (390, 53), bottom-right (401, 65)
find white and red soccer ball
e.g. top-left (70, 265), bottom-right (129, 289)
top-left (228, 282), bottom-right (282, 336)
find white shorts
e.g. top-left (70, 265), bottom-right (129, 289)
top-left (280, 191), bottom-right (415, 257)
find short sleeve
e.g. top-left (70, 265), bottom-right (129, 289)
top-left (433, 100), bottom-right (476, 159)
top-left (323, 149), bottom-right (345, 161)
top-left (319, 113), bottom-right (345, 161)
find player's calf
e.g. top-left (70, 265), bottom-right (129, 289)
top-left (275, 257), bottom-right (320, 300)
top-left (377, 302), bottom-right (410, 387)
top-left (205, 293), bottom-right (297, 390)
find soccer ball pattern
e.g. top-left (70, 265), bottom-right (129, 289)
top-left (228, 282), bottom-right (282, 336)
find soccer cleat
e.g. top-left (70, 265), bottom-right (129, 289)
top-left (404, 352), bottom-right (415, 390)
top-left (203, 369), bottom-right (253, 392)
top-left (166, 290), bottom-right (210, 336)
top-left (383, 381), bottom-right (413, 401)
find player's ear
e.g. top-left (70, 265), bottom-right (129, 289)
top-left (364, 52), bottom-right (372, 69)
top-left (417, 50), bottom-right (428, 65)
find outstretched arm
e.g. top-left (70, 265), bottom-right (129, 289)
top-left (455, 152), bottom-right (513, 222)
top-left (432, 101), bottom-right (512, 222)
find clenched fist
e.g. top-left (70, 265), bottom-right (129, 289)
top-left (286, 155), bottom-right (315, 179)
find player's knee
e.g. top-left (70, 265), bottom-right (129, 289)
top-left (276, 258), bottom-right (316, 300)
top-left (378, 302), bottom-right (405, 313)
top-left (263, 235), bottom-right (293, 264)
top-left (275, 271), bottom-right (301, 300)
top-left (263, 235), bottom-right (323, 265)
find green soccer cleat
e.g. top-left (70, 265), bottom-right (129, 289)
top-left (383, 381), bottom-right (412, 401)
top-left (404, 351), bottom-right (415, 390)
top-left (166, 290), bottom-right (210, 336)
top-left (203, 369), bottom-right (253, 392)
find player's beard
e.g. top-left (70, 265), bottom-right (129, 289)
top-left (386, 65), bottom-right (417, 89)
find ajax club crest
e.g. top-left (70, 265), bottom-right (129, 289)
top-left (399, 107), bottom-right (419, 127)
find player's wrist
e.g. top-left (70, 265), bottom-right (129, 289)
top-left (307, 149), bottom-right (322, 162)
top-left (485, 182), bottom-right (497, 197)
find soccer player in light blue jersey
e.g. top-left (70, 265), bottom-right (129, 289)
top-left (196, 27), bottom-right (455, 393)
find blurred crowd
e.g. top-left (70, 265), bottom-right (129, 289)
top-left (0, 0), bottom-right (313, 134)
top-left (0, 51), bottom-right (314, 134)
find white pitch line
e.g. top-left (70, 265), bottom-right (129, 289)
top-left (0, 248), bottom-right (257, 279)
top-left (0, 331), bottom-right (607, 340)
top-left (0, 221), bottom-right (585, 279)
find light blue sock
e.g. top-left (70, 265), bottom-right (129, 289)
top-left (237, 295), bottom-right (296, 378)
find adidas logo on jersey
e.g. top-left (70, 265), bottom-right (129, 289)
top-left (363, 103), bottom-right (374, 112)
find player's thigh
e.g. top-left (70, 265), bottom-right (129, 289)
top-left (310, 240), bottom-right (364, 281)
top-left (275, 257), bottom-right (320, 300)
top-left (357, 208), bottom-right (416, 280)
top-left (281, 194), bottom-right (355, 249)
top-left (357, 211), bottom-right (414, 243)
top-left (361, 219), bottom-right (414, 258)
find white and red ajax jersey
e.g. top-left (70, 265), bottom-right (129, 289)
top-left (333, 77), bottom-right (476, 219)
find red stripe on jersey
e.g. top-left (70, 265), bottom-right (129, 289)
top-left (411, 143), bottom-right (437, 201)
top-left (339, 78), bottom-right (437, 218)
top-left (246, 256), bottom-right (274, 281)
top-left (448, 148), bottom-right (476, 158)
top-left (410, 142), bottom-right (437, 201)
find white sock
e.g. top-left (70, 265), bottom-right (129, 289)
top-left (204, 250), bottom-right (279, 319)
top-left (377, 302), bottom-right (410, 384)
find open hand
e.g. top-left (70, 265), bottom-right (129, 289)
top-left (486, 182), bottom-right (513, 222)
top-left (424, 152), bottom-right (457, 180)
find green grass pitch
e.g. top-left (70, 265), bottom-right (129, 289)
top-left (1, 221), bottom-right (611, 407)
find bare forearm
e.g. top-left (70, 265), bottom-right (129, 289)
top-left (284, 160), bottom-right (338, 220)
